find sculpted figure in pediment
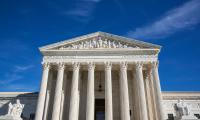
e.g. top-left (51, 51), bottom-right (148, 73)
top-left (57, 36), bottom-right (143, 50)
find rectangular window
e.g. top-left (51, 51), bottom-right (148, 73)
top-left (30, 113), bottom-right (35, 120)
top-left (95, 99), bottom-right (105, 120)
top-left (194, 114), bottom-right (200, 119)
top-left (168, 114), bottom-right (174, 120)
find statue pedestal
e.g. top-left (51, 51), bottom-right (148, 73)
top-left (175, 115), bottom-right (199, 120)
top-left (0, 115), bottom-right (22, 120)
top-left (181, 115), bottom-right (199, 120)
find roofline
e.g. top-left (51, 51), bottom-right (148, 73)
top-left (98, 31), bottom-right (162, 48)
top-left (162, 91), bottom-right (200, 93)
top-left (0, 92), bottom-right (34, 94)
top-left (39, 31), bottom-right (161, 51)
top-left (39, 31), bottom-right (100, 51)
top-left (40, 48), bottom-right (160, 52)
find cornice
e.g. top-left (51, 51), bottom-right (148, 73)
top-left (162, 91), bottom-right (200, 100)
top-left (0, 92), bottom-right (38, 100)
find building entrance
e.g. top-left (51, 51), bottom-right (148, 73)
top-left (95, 99), bottom-right (105, 120)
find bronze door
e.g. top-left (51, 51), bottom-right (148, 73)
top-left (95, 99), bottom-right (105, 120)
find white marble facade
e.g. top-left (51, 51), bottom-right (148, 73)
top-left (35, 32), bottom-right (164, 120)
top-left (0, 32), bottom-right (200, 120)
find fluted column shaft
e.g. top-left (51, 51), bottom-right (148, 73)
top-left (148, 69), bottom-right (158, 120)
top-left (51, 63), bottom-right (65, 120)
top-left (119, 62), bottom-right (130, 120)
top-left (135, 63), bottom-right (148, 120)
top-left (43, 90), bottom-right (50, 120)
top-left (59, 90), bottom-right (65, 120)
top-left (35, 63), bottom-right (50, 120)
top-left (86, 63), bottom-right (95, 120)
top-left (105, 62), bottom-right (113, 120)
top-left (151, 62), bottom-right (164, 120)
top-left (69, 63), bottom-right (80, 120)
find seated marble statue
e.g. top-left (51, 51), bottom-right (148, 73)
top-left (174, 100), bottom-right (188, 118)
top-left (0, 99), bottom-right (24, 120)
top-left (174, 99), bottom-right (193, 120)
top-left (8, 99), bottom-right (24, 117)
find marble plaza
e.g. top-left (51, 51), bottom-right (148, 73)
top-left (0, 32), bottom-right (200, 120)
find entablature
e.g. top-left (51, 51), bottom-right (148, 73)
top-left (42, 55), bottom-right (158, 64)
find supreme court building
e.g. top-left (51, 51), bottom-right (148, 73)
top-left (34, 31), bottom-right (164, 120)
top-left (0, 32), bottom-right (200, 120)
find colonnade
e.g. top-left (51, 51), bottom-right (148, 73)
top-left (35, 61), bottom-right (164, 120)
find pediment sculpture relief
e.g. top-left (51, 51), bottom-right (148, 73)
top-left (58, 37), bottom-right (140, 50)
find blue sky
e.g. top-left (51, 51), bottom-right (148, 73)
top-left (0, 0), bottom-right (200, 92)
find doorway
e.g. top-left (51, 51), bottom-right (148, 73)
top-left (95, 99), bottom-right (105, 120)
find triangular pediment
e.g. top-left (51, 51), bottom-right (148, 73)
top-left (39, 32), bottom-right (161, 51)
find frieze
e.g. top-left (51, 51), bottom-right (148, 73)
top-left (42, 55), bottom-right (158, 64)
top-left (43, 55), bottom-right (157, 60)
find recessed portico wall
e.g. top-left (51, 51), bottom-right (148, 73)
top-left (44, 66), bottom-right (140, 120)
top-left (36, 62), bottom-right (162, 120)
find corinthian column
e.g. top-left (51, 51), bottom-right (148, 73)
top-left (35, 62), bottom-right (50, 120)
top-left (105, 62), bottom-right (113, 120)
top-left (135, 62), bottom-right (148, 120)
top-left (151, 61), bottom-right (164, 120)
top-left (43, 90), bottom-right (50, 120)
top-left (119, 62), bottom-right (130, 120)
top-left (148, 69), bottom-right (158, 120)
top-left (51, 63), bottom-right (65, 120)
top-left (86, 62), bottom-right (95, 120)
top-left (69, 63), bottom-right (80, 120)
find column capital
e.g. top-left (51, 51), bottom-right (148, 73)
top-left (88, 62), bottom-right (95, 70)
top-left (57, 62), bottom-right (65, 70)
top-left (72, 62), bottom-right (80, 70)
top-left (144, 70), bottom-right (150, 81)
top-left (150, 61), bottom-right (159, 69)
top-left (42, 62), bottom-right (50, 69)
top-left (104, 62), bottom-right (112, 70)
top-left (135, 62), bottom-right (143, 70)
top-left (120, 62), bottom-right (128, 70)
